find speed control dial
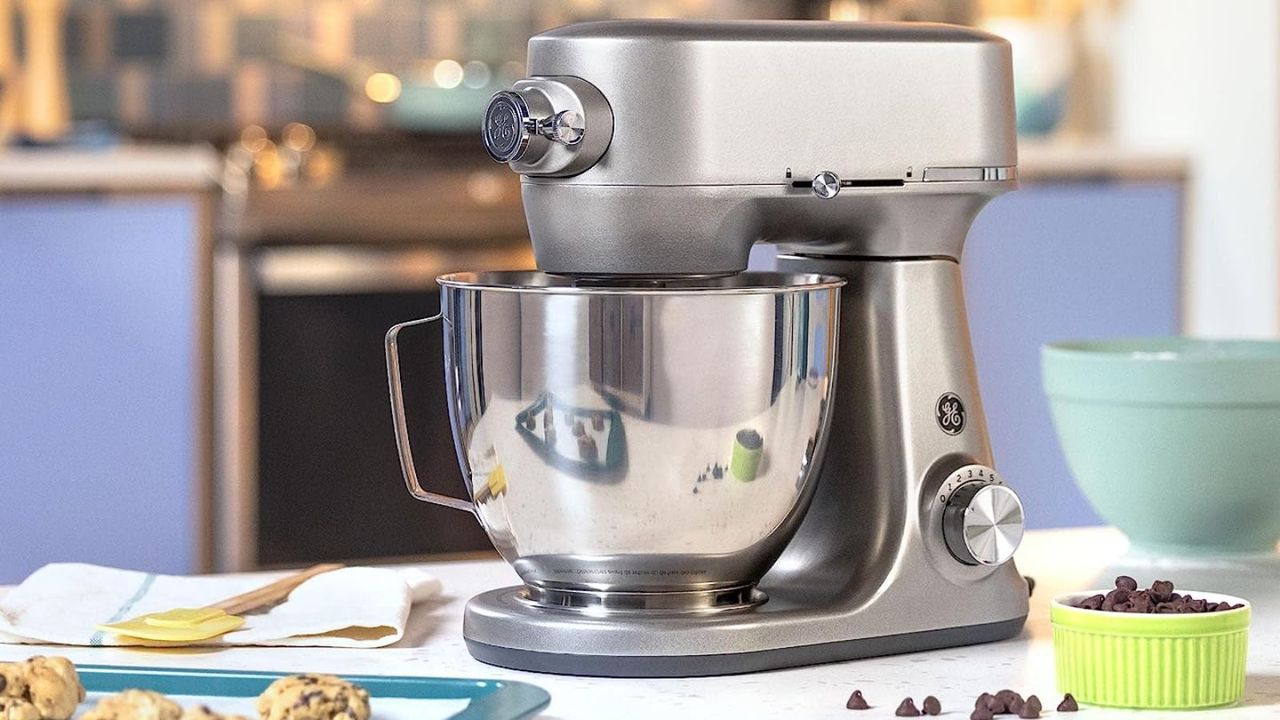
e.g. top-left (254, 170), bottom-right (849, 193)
top-left (942, 471), bottom-right (1024, 566)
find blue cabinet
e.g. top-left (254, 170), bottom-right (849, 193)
top-left (965, 182), bottom-right (1182, 528)
top-left (0, 196), bottom-right (204, 582)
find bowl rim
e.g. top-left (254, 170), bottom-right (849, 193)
top-left (1051, 589), bottom-right (1251, 635)
top-left (436, 270), bottom-right (847, 295)
top-left (1043, 337), bottom-right (1280, 363)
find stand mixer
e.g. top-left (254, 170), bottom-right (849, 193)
top-left (386, 19), bottom-right (1028, 677)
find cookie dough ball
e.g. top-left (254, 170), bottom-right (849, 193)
top-left (0, 698), bottom-right (39, 720)
top-left (180, 705), bottom-right (250, 720)
top-left (22, 657), bottom-right (84, 720)
top-left (256, 674), bottom-right (370, 720)
top-left (0, 664), bottom-right (27, 699)
top-left (81, 689), bottom-right (181, 720)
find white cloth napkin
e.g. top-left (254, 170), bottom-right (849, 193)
top-left (0, 563), bottom-right (442, 648)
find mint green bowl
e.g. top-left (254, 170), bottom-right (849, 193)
top-left (1043, 338), bottom-right (1280, 555)
top-left (1052, 591), bottom-right (1251, 708)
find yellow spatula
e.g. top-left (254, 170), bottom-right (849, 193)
top-left (96, 563), bottom-right (343, 642)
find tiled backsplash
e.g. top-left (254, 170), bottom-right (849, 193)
top-left (46, 0), bottom-right (811, 134)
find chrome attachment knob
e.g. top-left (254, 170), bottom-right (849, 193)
top-left (812, 171), bottom-right (841, 199)
top-left (540, 110), bottom-right (585, 146)
top-left (483, 90), bottom-right (538, 163)
top-left (943, 477), bottom-right (1024, 566)
top-left (481, 78), bottom-right (612, 176)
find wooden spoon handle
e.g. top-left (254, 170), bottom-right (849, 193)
top-left (210, 563), bottom-right (344, 615)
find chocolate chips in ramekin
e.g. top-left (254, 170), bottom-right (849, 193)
top-left (1074, 576), bottom-right (1244, 614)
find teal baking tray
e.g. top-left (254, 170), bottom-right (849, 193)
top-left (77, 664), bottom-right (549, 720)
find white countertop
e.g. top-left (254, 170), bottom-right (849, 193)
top-left (0, 145), bottom-right (222, 193)
top-left (2, 527), bottom-right (1278, 719)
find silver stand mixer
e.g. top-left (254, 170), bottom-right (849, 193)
top-left (387, 19), bottom-right (1028, 677)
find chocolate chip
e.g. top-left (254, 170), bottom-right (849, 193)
top-left (975, 693), bottom-right (994, 708)
top-left (1101, 588), bottom-right (1130, 610)
top-left (711, 464), bottom-right (724, 479)
top-left (922, 696), bottom-right (941, 716)
top-left (985, 696), bottom-right (1006, 714)
top-left (970, 706), bottom-right (994, 720)
top-left (1128, 593), bottom-right (1154, 613)
top-left (1115, 575), bottom-right (1138, 591)
top-left (1019, 695), bottom-right (1042, 719)
top-left (996, 689), bottom-right (1022, 708)
top-left (1077, 594), bottom-right (1105, 610)
top-left (1150, 579), bottom-right (1175, 602)
top-left (845, 690), bottom-right (870, 710)
top-left (1057, 693), bottom-right (1078, 712)
top-left (895, 698), bottom-right (921, 717)
top-left (1007, 697), bottom-right (1025, 715)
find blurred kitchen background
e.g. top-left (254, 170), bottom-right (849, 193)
top-left (1, 0), bottom-right (1274, 581)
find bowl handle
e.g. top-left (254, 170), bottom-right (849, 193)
top-left (385, 315), bottom-right (476, 513)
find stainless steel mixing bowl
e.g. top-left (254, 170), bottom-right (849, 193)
top-left (387, 271), bottom-right (843, 613)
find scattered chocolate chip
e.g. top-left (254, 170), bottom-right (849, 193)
top-left (1057, 693), bottom-right (1078, 712)
top-left (692, 486), bottom-right (699, 494)
top-left (996, 689), bottom-right (1022, 707)
top-left (1007, 696), bottom-right (1025, 715)
top-left (970, 706), bottom-right (994, 720)
top-left (712, 464), bottom-right (724, 479)
top-left (985, 695), bottom-right (1006, 714)
top-left (1019, 695), bottom-right (1042, 719)
top-left (922, 695), bottom-right (941, 716)
top-left (895, 697), bottom-right (921, 717)
top-left (975, 693), bottom-right (994, 709)
top-left (1115, 575), bottom-right (1138, 592)
top-left (845, 690), bottom-right (870, 710)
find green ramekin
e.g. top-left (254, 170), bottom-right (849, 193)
top-left (1052, 591), bottom-right (1251, 709)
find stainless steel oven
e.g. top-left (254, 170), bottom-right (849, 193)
top-left (213, 163), bottom-right (531, 570)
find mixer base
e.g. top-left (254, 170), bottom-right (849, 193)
top-left (463, 586), bottom-right (1026, 677)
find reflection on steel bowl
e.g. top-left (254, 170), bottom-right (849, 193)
top-left (388, 271), bottom-right (843, 611)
